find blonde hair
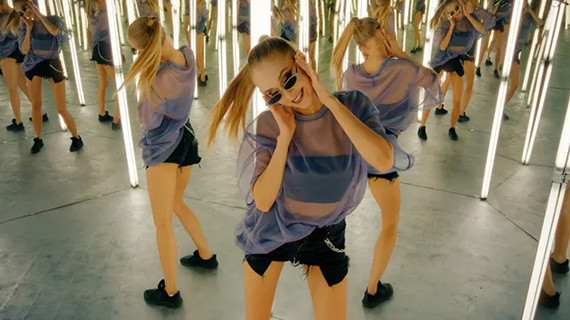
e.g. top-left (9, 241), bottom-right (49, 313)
top-left (331, 17), bottom-right (380, 91)
top-left (120, 16), bottom-right (165, 101)
top-left (430, 0), bottom-right (456, 29)
top-left (373, 0), bottom-right (391, 24)
top-left (272, 5), bottom-right (284, 23)
top-left (283, 0), bottom-right (298, 16)
top-left (206, 36), bottom-right (296, 147)
top-left (2, 0), bottom-right (25, 35)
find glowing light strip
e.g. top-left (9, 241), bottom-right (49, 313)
top-left (188, 0), bottom-right (197, 98)
top-left (526, 31), bottom-right (547, 105)
top-left (7, 0), bottom-right (12, 7)
top-left (316, 0), bottom-right (321, 71)
top-left (250, 0), bottom-right (271, 118)
top-left (232, 0), bottom-right (239, 76)
top-left (115, 0), bottom-right (125, 45)
top-left (105, 0), bottom-right (139, 187)
top-left (60, 0), bottom-right (85, 106)
top-left (418, 0), bottom-right (437, 120)
top-left (341, 0), bottom-right (350, 72)
top-left (522, 0), bottom-right (550, 92)
top-left (72, 0), bottom-right (81, 46)
top-left (172, 0), bottom-right (180, 48)
top-left (299, 0), bottom-right (310, 57)
top-left (124, 0), bottom-right (139, 100)
top-left (217, 0), bottom-right (227, 94)
top-left (480, 0), bottom-right (526, 199)
top-left (405, 0), bottom-right (411, 24)
top-left (355, 0), bottom-right (366, 64)
top-left (555, 96), bottom-right (570, 169)
top-left (80, 7), bottom-right (88, 51)
top-left (521, 2), bottom-right (566, 165)
top-left (158, 0), bottom-right (166, 27)
top-left (332, 0), bottom-right (341, 46)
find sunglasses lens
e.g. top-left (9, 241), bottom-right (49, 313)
top-left (267, 93), bottom-right (282, 106)
top-left (283, 74), bottom-right (297, 90)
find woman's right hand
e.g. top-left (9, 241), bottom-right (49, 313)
top-left (269, 104), bottom-right (296, 142)
top-left (449, 15), bottom-right (456, 28)
top-left (23, 16), bottom-right (33, 30)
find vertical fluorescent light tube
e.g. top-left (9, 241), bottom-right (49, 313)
top-left (333, 0), bottom-right (342, 46)
top-left (355, 0), bottom-right (367, 64)
top-left (232, 0), bottom-right (239, 76)
top-left (158, 0), bottom-right (166, 28)
top-left (172, 0), bottom-right (180, 48)
top-left (104, 0), bottom-right (139, 187)
top-left (188, 0), bottom-right (197, 98)
top-left (555, 95), bottom-right (570, 169)
top-left (125, 0), bottom-right (139, 100)
top-left (342, 0), bottom-right (350, 71)
top-left (480, 0), bottom-right (526, 199)
top-left (7, 0), bottom-right (12, 7)
top-left (522, 3), bottom-right (566, 164)
top-left (407, 0), bottom-right (412, 24)
top-left (522, 0), bottom-right (549, 92)
top-left (418, 0), bottom-right (437, 120)
top-left (250, 0), bottom-right (270, 118)
top-left (299, 0), bottom-right (309, 57)
top-left (60, 0), bottom-right (86, 106)
top-left (217, 0), bottom-right (227, 95)
top-left (81, 9), bottom-right (89, 51)
top-left (115, 0), bottom-right (125, 45)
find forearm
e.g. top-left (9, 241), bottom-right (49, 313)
top-left (22, 31), bottom-right (31, 54)
top-left (325, 97), bottom-right (394, 172)
top-left (440, 27), bottom-right (454, 50)
top-left (38, 15), bottom-right (60, 36)
top-left (466, 13), bottom-right (485, 32)
top-left (252, 137), bottom-right (290, 212)
top-left (530, 10), bottom-right (543, 26)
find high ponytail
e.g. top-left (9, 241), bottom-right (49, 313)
top-left (120, 16), bottom-right (164, 101)
top-left (207, 36), bottom-right (296, 147)
top-left (2, 0), bottom-right (24, 36)
top-left (374, 0), bottom-right (391, 25)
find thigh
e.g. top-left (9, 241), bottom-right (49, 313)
top-left (244, 260), bottom-right (284, 320)
top-left (306, 265), bottom-right (347, 320)
top-left (368, 177), bottom-right (401, 226)
top-left (174, 165), bottom-right (192, 205)
top-left (464, 61), bottom-right (475, 87)
top-left (510, 62), bottom-right (520, 87)
top-left (49, 79), bottom-right (67, 111)
top-left (0, 59), bottom-right (18, 89)
top-left (415, 12), bottom-right (422, 27)
top-left (451, 72), bottom-right (463, 96)
top-left (146, 163), bottom-right (179, 222)
top-left (95, 63), bottom-right (107, 82)
top-left (28, 76), bottom-right (43, 106)
top-left (103, 65), bottom-right (116, 82)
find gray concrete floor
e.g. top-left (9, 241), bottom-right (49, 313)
top-left (1, 17), bottom-right (569, 320)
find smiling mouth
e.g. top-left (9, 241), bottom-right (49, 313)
top-left (292, 88), bottom-right (304, 104)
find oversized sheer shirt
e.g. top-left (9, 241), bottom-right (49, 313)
top-left (0, 11), bottom-right (19, 60)
top-left (17, 15), bottom-right (65, 72)
top-left (89, 5), bottom-right (110, 47)
top-left (281, 6), bottom-right (297, 41)
top-left (137, 0), bottom-right (158, 17)
top-left (515, 12), bottom-right (538, 54)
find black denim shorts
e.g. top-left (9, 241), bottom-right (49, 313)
top-left (91, 41), bottom-right (113, 66)
top-left (24, 58), bottom-right (65, 83)
top-left (245, 219), bottom-right (349, 287)
top-left (237, 22), bottom-right (250, 35)
top-left (7, 47), bottom-right (25, 64)
top-left (433, 55), bottom-right (465, 77)
top-left (164, 122), bottom-right (201, 168)
top-left (464, 45), bottom-right (476, 62)
top-left (368, 171), bottom-right (400, 182)
top-left (491, 19), bottom-right (505, 33)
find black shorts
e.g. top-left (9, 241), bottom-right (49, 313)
top-left (24, 58), bottom-right (65, 83)
top-left (164, 122), bottom-right (201, 168)
top-left (433, 55), bottom-right (465, 77)
top-left (245, 219), bottom-right (348, 287)
top-left (91, 41), bottom-right (113, 66)
top-left (6, 47), bottom-right (25, 64)
top-left (491, 19), bottom-right (505, 33)
top-left (237, 23), bottom-right (250, 35)
top-left (368, 171), bottom-right (400, 182)
top-left (280, 30), bottom-right (294, 42)
top-left (464, 45), bottom-right (476, 62)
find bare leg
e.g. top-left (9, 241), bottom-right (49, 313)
top-left (1, 58), bottom-right (23, 124)
top-left (487, 31), bottom-right (497, 61)
top-left (244, 261), bottom-right (284, 320)
top-left (196, 33), bottom-right (207, 81)
top-left (498, 25), bottom-right (510, 68)
top-left (461, 61), bottom-right (475, 114)
top-left (16, 64), bottom-right (31, 101)
top-left (207, 5), bottom-right (217, 33)
top-left (306, 266), bottom-right (348, 320)
top-left (477, 33), bottom-right (491, 68)
top-left (173, 166), bottom-right (214, 259)
top-left (414, 11), bottom-right (422, 48)
top-left (95, 63), bottom-right (109, 116)
top-left (50, 79), bottom-right (79, 137)
top-left (245, 34), bottom-right (251, 55)
top-left (494, 30), bottom-right (505, 71)
top-left (553, 183), bottom-right (570, 263)
top-left (420, 109), bottom-right (430, 126)
top-left (147, 163), bottom-right (180, 296)
top-left (505, 61), bottom-right (520, 105)
top-left (28, 77), bottom-right (43, 138)
top-left (309, 42), bottom-right (317, 71)
top-left (103, 65), bottom-right (120, 124)
top-left (366, 178), bottom-right (400, 295)
top-left (450, 72), bottom-right (463, 129)
top-left (438, 72), bottom-right (451, 108)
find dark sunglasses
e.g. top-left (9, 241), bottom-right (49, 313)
top-left (448, 5), bottom-right (460, 17)
top-left (266, 72), bottom-right (298, 106)
top-left (19, 4), bottom-right (28, 17)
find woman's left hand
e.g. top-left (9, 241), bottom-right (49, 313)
top-left (294, 50), bottom-right (335, 104)
top-left (459, 0), bottom-right (474, 14)
top-left (26, 1), bottom-right (41, 16)
top-left (379, 27), bottom-right (405, 58)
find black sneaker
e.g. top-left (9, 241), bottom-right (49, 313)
top-left (198, 74), bottom-right (209, 82)
top-left (112, 122), bottom-right (122, 130)
top-left (98, 111), bottom-right (114, 123)
top-left (416, 46), bottom-right (423, 52)
top-left (362, 282), bottom-right (394, 309)
top-left (448, 128), bottom-right (458, 140)
top-left (143, 279), bottom-right (183, 309)
top-left (410, 47), bottom-right (417, 54)
top-left (458, 113), bottom-right (470, 123)
top-left (198, 78), bottom-right (208, 87)
top-left (180, 250), bottom-right (219, 270)
top-left (494, 69), bottom-right (500, 79)
top-left (30, 138), bottom-right (44, 154)
top-left (503, 113), bottom-right (510, 121)
top-left (485, 59), bottom-right (493, 66)
top-left (29, 113), bottom-right (49, 122)
top-left (417, 126), bottom-right (427, 141)
top-left (551, 257), bottom-right (569, 274)
top-left (70, 136), bottom-right (84, 152)
top-left (6, 119), bottom-right (24, 131)
top-left (435, 105), bottom-right (448, 115)
top-left (538, 290), bottom-right (560, 309)
top-left (476, 67), bottom-right (481, 77)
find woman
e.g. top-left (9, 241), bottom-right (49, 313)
top-left (502, 3), bottom-right (543, 120)
top-left (410, 0), bottom-right (425, 53)
top-left (0, 0), bottom-right (34, 131)
top-left (371, 0), bottom-right (396, 37)
top-left (121, 17), bottom-right (217, 308)
top-left (207, 36), bottom-right (411, 320)
top-left (236, 0), bottom-right (251, 54)
top-left (271, 5), bottom-right (283, 37)
top-left (475, 0), bottom-right (512, 78)
top-left (280, 0), bottom-right (297, 45)
top-left (419, 0), bottom-right (490, 141)
top-left (136, 0), bottom-right (159, 17)
top-left (309, 0), bottom-right (318, 71)
top-left (4, 0), bottom-right (83, 153)
top-left (183, 0), bottom-right (208, 86)
top-left (86, 0), bottom-right (121, 130)
top-left (206, 0), bottom-right (217, 42)
top-left (332, 17), bottom-right (442, 309)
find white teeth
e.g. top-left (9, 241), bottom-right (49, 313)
top-left (293, 89), bottom-right (303, 104)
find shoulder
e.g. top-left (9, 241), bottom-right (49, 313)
top-left (180, 46), bottom-right (196, 64)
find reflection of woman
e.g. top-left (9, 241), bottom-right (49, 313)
top-left (502, 4), bottom-right (542, 120)
top-left (475, 0), bottom-right (512, 78)
top-left (271, 5), bottom-right (283, 37)
top-left (183, 0), bottom-right (208, 86)
top-left (309, 0), bottom-right (317, 71)
top-left (206, 0), bottom-right (217, 42)
top-left (86, 0), bottom-right (121, 130)
top-left (332, 17), bottom-right (442, 309)
top-left (237, 0), bottom-right (251, 54)
top-left (4, 0), bottom-right (83, 153)
top-left (0, 0), bottom-right (33, 132)
top-left (280, 0), bottom-right (298, 45)
top-left (136, 0), bottom-right (159, 17)
top-left (122, 17), bottom-right (217, 309)
top-left (420, 0), bottom-right (492, 141)
top-left (410, 0), bottom-right (425, 53)
top-left (207, 36), bottom-right (408, 320)
top-left (540, 183), bottom-right (570, 309)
